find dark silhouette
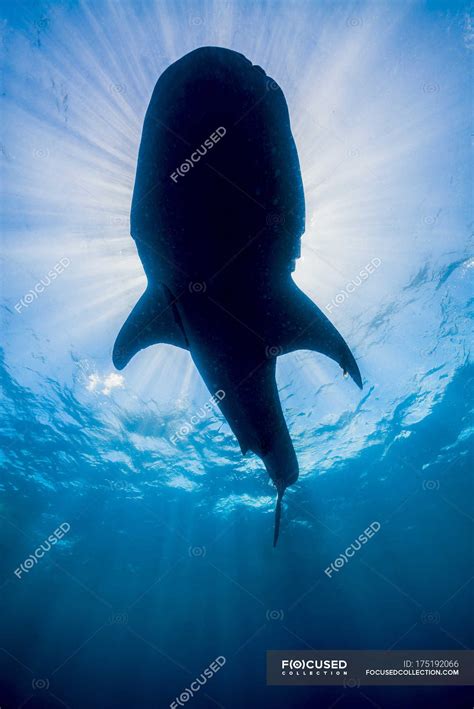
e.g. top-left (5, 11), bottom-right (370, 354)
top-left (113, 47), bottom-right (362, 545)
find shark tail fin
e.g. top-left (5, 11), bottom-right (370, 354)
top-left (273, 483), bottom-right (285, 547)
top-left (113, 284), bottom-right (188, 369)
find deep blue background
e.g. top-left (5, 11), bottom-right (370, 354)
top-left (1, 1), bottom-right (472, 707)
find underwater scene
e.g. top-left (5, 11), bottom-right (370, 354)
top-left (1, 1), bottom-right (472, 707)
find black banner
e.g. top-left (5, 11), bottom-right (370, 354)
top-left (267, 651), bottom-right (474, 686)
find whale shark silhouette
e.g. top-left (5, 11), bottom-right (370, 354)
top-left (113, 47), bottom-right (362, 545)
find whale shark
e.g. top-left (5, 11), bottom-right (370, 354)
top-left (113, 47), bottom-right (362, 545)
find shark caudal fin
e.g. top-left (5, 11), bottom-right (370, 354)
top-left (273, 484), bottom-right (285, 547)
top-left (113, 284), bottom-right (188, 369)
top-left (269, 279), bottom-right (363, 389)
top-left (184, 327), bottom-right (299, 547)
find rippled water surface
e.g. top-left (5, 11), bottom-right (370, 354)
top-left (1, 1), bottom-right (472, 707)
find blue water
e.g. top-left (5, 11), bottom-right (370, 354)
top-left (1, 1), bottom-right (473, 707)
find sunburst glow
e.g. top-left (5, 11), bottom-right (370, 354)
top-left (2, 0), bottom-right (471, 495)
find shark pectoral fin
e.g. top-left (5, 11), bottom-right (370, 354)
top-left (113, 284), bottom-right (188, 370)
top-left (277, 281), bottom-right (363, 389)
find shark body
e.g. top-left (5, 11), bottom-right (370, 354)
top-left (113, 47), bottom-right (362, 545)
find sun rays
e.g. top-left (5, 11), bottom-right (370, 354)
top-left (2, 0), bottom-right (471, 484)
